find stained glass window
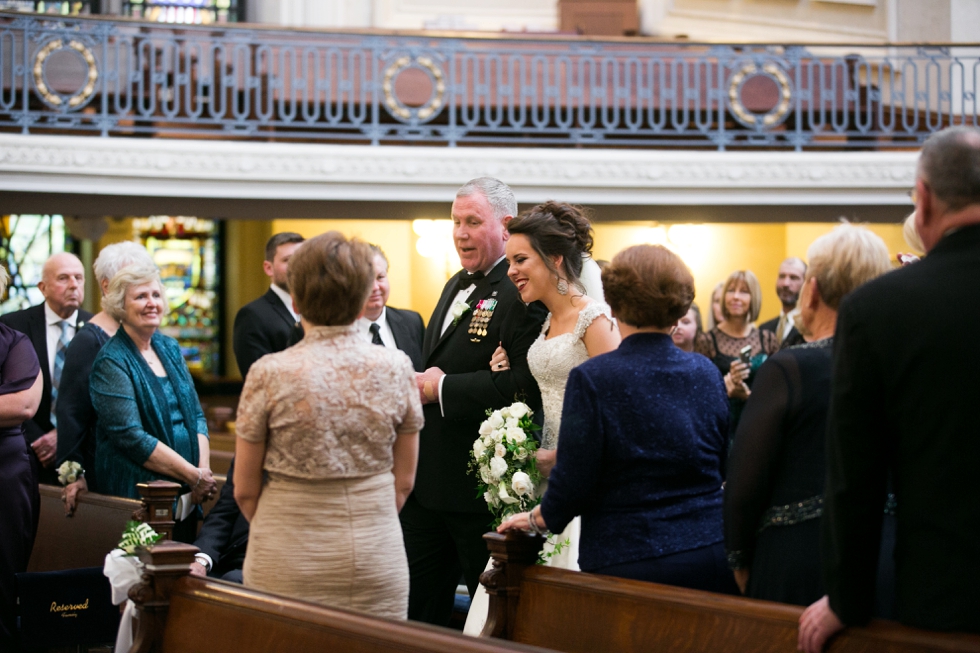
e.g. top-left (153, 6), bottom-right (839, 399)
top-left (121, 0), bottom-right (239, 24)
top-left (0, 1), bottom-right (96, 14)
top-left (134, 216), bottom-right (221, 377)
top-left (0, 214), bottom-right (69, 314)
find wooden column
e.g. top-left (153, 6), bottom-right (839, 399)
top-left (129, 540), bottom-right (199, 653)
top-left (479, 532), bottom-right (545, 640)
top-left (134, 481), bottom-right (181, 541)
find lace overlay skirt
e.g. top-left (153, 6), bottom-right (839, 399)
top-left (243, 472), bottom-right (409, 620)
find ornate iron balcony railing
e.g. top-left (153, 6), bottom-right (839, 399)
top-left (1, 12), bottom-right (978, 150)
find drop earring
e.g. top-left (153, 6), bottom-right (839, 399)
top-left (556, 277), bottom-right (568, 295)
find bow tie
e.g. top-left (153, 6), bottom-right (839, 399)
top-left (457, 270), bottom-right (485, 292)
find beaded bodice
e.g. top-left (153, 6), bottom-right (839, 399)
top-left (527, 301), bottom-right (612, 449)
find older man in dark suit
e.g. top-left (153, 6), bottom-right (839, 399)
top-left (799, 126), bottom-right (980, 652)
top-left (356, 245), bottom-right (425, 371)
top-left (232, 232), bottom-right (304, 377)
top-left (402, 177), bottom-right (546, 626)
top-left (0, 252), bottom-right (92, 487)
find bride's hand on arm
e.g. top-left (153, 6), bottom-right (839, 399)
top-left (536, 448), bottom-right (557, 478)
top-left (489, 343), bottom-right (511, 372)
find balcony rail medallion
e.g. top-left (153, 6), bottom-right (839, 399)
top-left (728, 62), bottom-right (793, 129)
top-left (382, 55), bottom-right (446, 123)
top-left (32, 38), bottom-right (99, 109)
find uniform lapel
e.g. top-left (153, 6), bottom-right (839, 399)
top-left (264, 288), bottom-right (295, 330)
top-left (428, 260), bottom-right (507, 358)
top-left (423, 271), bottom-right (464, 360)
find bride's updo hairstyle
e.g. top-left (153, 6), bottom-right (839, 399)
top-left (287, 231), bottom-right (374, 327)
top-left (602, 244), bottom-right (694, 328)
top-left (506, 201), bottom-right (594, 292)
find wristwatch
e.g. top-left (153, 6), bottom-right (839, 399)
top-left (194, 553), bottom-right (212, 572)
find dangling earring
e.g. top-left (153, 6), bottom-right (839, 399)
top-left (556, 277), bottom-right (568, 295)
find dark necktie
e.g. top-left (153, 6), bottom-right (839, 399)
top-left (50, 320), bottom-right (70, 426)
top-left (369, 322), bottom-right (384, 346)
top-left (457, 270), bottom-right (485, 292)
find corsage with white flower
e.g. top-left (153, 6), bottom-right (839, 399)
top-left (57, 460), bottom-right (84, 486)
top-left (450, 300), bottom-right (471, 326)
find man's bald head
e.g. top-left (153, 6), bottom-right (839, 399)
top-left (39, 252), bottom-right (85, 318)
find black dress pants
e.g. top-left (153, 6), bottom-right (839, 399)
top-left (400, 494), bottom-right (493, 626)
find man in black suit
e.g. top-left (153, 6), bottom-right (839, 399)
top-left (799, 126), bottom-right (980, 652)
top-left (357, 245), bottom-right (425, 371)
top-left (190, 457), bottom-right (250, 582)
top-left (759, 257), bottom-right (806, 346)
top-left (0, 252), bottom-right (92, 487)
top-left (233, 232), bottom-right (305, 377)
top-left (402, 177), bottom-right (546, 626)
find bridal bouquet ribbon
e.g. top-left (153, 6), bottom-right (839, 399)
top-left (103, 521), bottom-right (164, 652)
top-left (469, 401), bottom-right (542, 528)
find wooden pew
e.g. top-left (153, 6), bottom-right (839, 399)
top-left (28, 481), bottom-right (181, 572)
top-left (128, 541), bottom-right (556, 653)
top-left (480, 533), bottom-right (980, 653)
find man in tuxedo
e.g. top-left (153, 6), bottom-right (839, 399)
top-left (232, 232), bottom-right (304, 377)
top-left (799, 126), bottom-right (980, 652)
top-left (759, 257), bottom-right (806, 346)
top-left (402, 177), bottom-right (546, 626)
top-left (356, 245), bottom-right (425, 371)
top-left (0, 252), bottom-right (92, 487)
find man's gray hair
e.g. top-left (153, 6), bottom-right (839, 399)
top-left (93, 241), bottom-right (156, 285)
top-left (456, 177), bottom-right (517, 221)
top-left (919, 125), bottom-right (980, 211)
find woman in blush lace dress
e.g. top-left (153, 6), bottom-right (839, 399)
top-left (464, 202), bottom-right (620, 635)
top-left (234, 232), bottom-right (422, 620)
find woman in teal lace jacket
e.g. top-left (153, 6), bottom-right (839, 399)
top-left (90, 263), bottom-right (217, 540)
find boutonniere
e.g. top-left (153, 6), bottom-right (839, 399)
top-left (76, 320), bottom-right (85, 329)
top-left (451, 300), bottom-right (471, 326)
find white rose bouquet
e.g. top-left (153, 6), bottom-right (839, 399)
top-left (468, 401), bottom-right (542, 528)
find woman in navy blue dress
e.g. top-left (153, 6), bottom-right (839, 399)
top-left (499, 244), bottom-right (736, 593)
top-left (0, 265), bottom-right (43, 649)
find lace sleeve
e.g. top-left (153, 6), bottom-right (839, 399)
top-left (694, 331), bottom-right (716, 359)
top-left (573, 302), bottom-right (613, 340)
top-left (723, 352), bottom-right (797, 569)
top-left (760, 327), bottom-right (780, 355)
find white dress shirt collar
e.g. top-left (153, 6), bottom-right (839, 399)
top-left (269, 284), bottom-right (299, 322)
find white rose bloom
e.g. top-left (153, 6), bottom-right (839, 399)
top-left (67, 474), bottom-right (77, 484)
top-left (492, 429), bottom-right (505, 443)
top-left (480, 465), bottom-right (492, 483)
top-left (489, 456), bottom-right (508, 480)
top-left (511, 471), bottom-right (533, 497)
top-left (505, 416), bottom-right (519, 429)
top-left (494, 443), bottom-right (507, 458)
top-left (484, 490), bottom-right (499, 507)
top-left (509, 402), bottom-right (529, 419)
top-left (478, 420), bottom-right (493, 436)
top-left (473, 439), bottom-right (486, 458)
top-left (488, 412), bottom-right (505, 429)
top-left (498, 484), bottom-right (520, 505)
top-left (515, 447), bottom-right (528, 460)
top-left (500, 407), bottom-right (512, 419)
top-left (505, 426), bottom-right (526, 444)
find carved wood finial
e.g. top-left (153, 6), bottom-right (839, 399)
top-left (479, 531), bottom-right (544, 639)
top-left (134, 481), bottom-right (181, 541)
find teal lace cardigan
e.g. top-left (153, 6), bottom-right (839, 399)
top-left (90, 327), bottom-right (208, 499)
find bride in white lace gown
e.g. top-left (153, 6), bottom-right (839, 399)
top-left (463, 202), bottom-right (620, 636)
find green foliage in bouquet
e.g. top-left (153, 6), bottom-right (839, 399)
top-left (118, 520), bottom-right (163, 555)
